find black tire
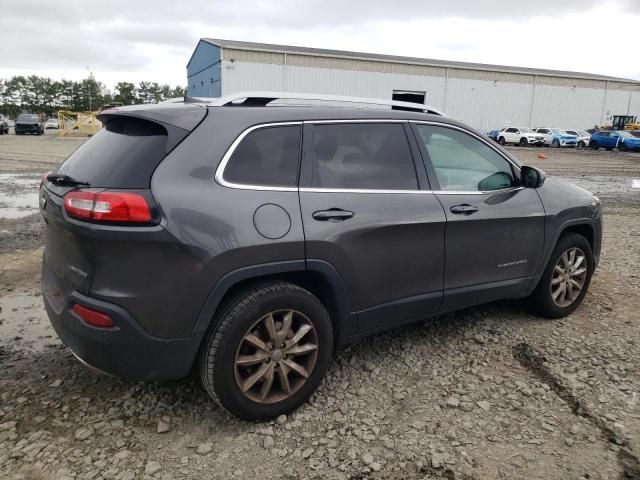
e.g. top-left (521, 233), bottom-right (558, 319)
top-left (605, 147), bottom-right (613, 151)
top-left (498, 137), bottom-right (506, 146)
top-left (590, 141), bottom-right (598, 150)
top-left (619, 143), bottom-right (627, 152)
top-left (526, 233), bottom-right (594, 319)
top-left (577, 141), bottom-right (585, 149)
top-left (519, 138), bottom-right (528, 147)
top-left (200, 281), bottom-right (333, 420)
top-left (552, 139), bottom-right (560, 148)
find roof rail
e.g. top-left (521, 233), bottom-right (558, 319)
top-left (203, 91), bottom-right (445, 115)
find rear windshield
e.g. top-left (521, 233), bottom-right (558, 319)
top-left (18, 114), bottom-right (39, 122)
top-left (57, 117), bottom-right (168, 188)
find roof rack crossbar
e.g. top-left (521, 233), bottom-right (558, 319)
top-left (202, 91), bottom-right (445, 115)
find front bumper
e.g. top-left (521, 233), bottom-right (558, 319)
top-left (43, 283), bottom-right (202, 381)
top-left (15, 124), bottom-right (40, 133)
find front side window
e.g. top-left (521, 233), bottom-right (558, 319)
top-left (309, 123), bottom-right (418, 190)
top-left (415, 124), bottom-right (517, 192)
top-left (224, 125), bottom-right (301, 187)
top-left (506, 128), bottom-right (517, 133)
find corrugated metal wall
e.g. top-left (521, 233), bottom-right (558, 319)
top-left (219, 48), bottom-right (640, 130)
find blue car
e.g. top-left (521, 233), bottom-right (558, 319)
top-left (486, 128), bottom-right (502, 142)
top-left (533, 127), bottom-right (578, 147)
top-left (590, 130), bottom-right (640, 151)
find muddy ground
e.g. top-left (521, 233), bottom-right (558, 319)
top-left (0, 134), bottom-right (639, 480)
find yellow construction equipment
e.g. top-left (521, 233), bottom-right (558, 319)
top-left (57, 111), bottom-right (102, 136)
top-left (600, 115), bottom-right (640, 131)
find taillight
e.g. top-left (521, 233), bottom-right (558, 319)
top-left (72, 304), bottom-right (115, 328)
top-left (64, 190), bottom-right (152, 223)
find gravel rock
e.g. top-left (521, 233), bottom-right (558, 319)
top-left (432, 453), bottom-right (445, 469)
top-left (263, 436), bottom-right (275, 449)
top-left (445, 396), bottom-right (460, 408)
top-left (361, 453), bottom-right (374, 466)
top-left (74, 427), bottom-right (94, 441)
top-left (196, 443), bottom-right (213, 455)
top-left (157, 419), bottom-right (170, 434)
top-left (145, 460), bottom-right (162, 475)
top-left (276, 414), bottom-right (287, 425)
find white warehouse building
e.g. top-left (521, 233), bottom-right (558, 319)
top-left (187, 38), bottom-right (640, 131)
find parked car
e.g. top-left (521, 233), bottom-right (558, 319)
top-left (533, 128), bottom-right (578, 147)
top-left (45, 118), bottom-right (60, 129)
top-left (15, 114), bottom-right (44, 135)
top-left (565, 130), bottom-right (591, 148)
top-left (486, 128), bottom-right (503, 142)
top-left (40, 92), bottom-right (602, 420)
top-left (0, 114), bottom-right (9, 135)
top-left (590, 130), bottom-right (640, 151)
top-left (496, 127), bottom-right (545, 146)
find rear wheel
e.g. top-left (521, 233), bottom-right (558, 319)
top-left (526, 233), bottom-right (593, 319)
top-left (577, 141), bottom-right (585, 149)
top-left (590, 141), bottom-right (598, 150)
top-left (200, 281), bottom-right (333, 420)
top-left (619, 143), bottom-right (627, 152)
top-left (519, 138), bottom-right (528, 147)
top-left (498, 137), bottom-right (506, 146)
top-left (552, 139), bottom-right (560, 148)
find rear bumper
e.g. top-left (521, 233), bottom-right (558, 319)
top-left (43, 288), bottom-right (202, 381)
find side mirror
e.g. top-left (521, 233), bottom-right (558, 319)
top-left (521, 166), bottom-right (546, 188)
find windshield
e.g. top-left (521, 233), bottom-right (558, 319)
top-left (520, 127), bottom-right (532, 133)
top-left (17, 114), bottom-right (39, 122)
top-left (551, 128), bottom-right (566, 134)
top-left (616, 130), bottom-right (634, 138)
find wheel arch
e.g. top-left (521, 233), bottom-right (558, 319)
top-left (525, 219), bottom-right (597, 297)
top-left (191, 260), bottom-right (354, 346)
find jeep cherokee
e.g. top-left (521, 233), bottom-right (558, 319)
top-left (40, 92), bottom-right (602, 420)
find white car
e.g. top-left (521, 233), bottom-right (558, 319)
top-left (44, 118), bottom-right (59, 129)
top-left (497, 127), bottom-right (545, 146)
top-left (533, 128), bottom-right (578, 148)
top-left (565, 130), bottom-right (590, 148)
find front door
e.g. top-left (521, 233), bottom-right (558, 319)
top-left (299, 121), bottom-right (446, 334)
top-left (412, 123), bottom-right (545, 311)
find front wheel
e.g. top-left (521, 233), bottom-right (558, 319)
top-left (519, 138), bottom-right (528, 147)
top-left (498, 137), bottom-right (506, 146)
top-left (200, 281), bottom-right (333, 420)
top-left (590, 142), bottom-right (599, 150)
top-left (552, 139), bottom-right (560, 148)
top-left (526, 233), bottom-right (593, 319)
top-left (577, 141), bottom-right (585, 149)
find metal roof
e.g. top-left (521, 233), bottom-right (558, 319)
top-left (201, 38), bottom-right (640, 85)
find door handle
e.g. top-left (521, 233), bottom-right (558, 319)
top-left (450, 204), bottom-right (478, 215)
top-left (312, 208), bottom-right (354, 221)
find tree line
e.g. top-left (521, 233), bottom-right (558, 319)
top-left (0, 75), bottom-right (187, 118)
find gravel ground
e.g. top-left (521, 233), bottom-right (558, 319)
top-left (0, 135), bottom-right (639, 479)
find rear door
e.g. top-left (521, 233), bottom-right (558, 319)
top-left (412, 122), bottom-right (545, 311)
top-left (299, 121), bottom-right (446, 334)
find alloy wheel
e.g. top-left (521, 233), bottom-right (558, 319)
top-left (550, 247), bottom-right (588, 308)
top-left (234, 309), bottom-right (319, 404)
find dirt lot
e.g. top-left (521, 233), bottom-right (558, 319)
top-left (1, 134), bottom-right (639, 480)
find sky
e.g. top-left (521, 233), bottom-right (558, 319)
top-left (1, 0), bottom-right (640, 90)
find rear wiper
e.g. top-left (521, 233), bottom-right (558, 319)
top-left (46, 173), bottom-right (90, 186)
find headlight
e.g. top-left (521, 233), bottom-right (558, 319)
top-left (591, 196), bottom-right (601, 207)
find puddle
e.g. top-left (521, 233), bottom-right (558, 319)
top-left (0, 292), bottom-right (58, 351)
top-left (0, 173), bottom-right (41, 219)
top-left (633, 179), bottom-right (640, 189)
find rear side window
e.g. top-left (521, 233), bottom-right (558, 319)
top-left (57, 117), bottom-right (167, 188)
top-left (310, 123), bottom-right (418, 190)
top-left (224, 125), bottom-right (301, 187)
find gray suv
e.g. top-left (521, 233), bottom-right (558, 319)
top-left (40, 92), bottom-right (602, 420)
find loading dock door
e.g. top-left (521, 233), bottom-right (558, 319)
top-left (392, 90), bottom-right (426, 111)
